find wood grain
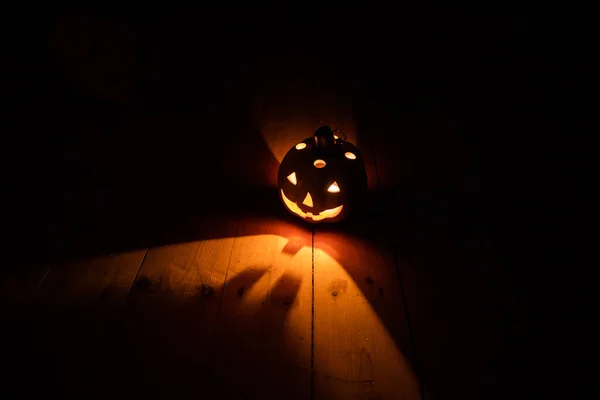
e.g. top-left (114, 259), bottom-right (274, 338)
top-left (5, 250), bottom-right (146, 398)
top-left (114, 216), bottom-right (238, 398)
top-left (0, 264), bottom-right (49, 307)
top-left (361, 103), bottom-right (517, 398)
top-left (392, 207), bottom-right (517, 399)
top-left (212, 216), bottom-right (313, 399)
top-left (313, 225), bottom-right (421, 400)
top-left (35, 250), bottom-right (146, 310)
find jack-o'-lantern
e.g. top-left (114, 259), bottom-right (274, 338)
top-left (278, 126), bottom-right (367, 223)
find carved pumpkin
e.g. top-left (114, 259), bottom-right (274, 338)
top-left (278, 126), bottom-right (367, 223)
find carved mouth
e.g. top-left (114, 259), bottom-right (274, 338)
top-left (281, 190), bottom-right (344, 221)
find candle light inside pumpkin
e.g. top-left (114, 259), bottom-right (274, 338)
top-left (277, 126), bottom-right (367, 223)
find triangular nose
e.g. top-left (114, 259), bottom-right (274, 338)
top-left (302, 192), bottom-right (313, 208)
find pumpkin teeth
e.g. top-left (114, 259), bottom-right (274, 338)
top-left (281, 190), bottom-right (344, 221)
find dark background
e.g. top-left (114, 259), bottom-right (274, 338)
top-left (4, 8), bottom-right (583, 256)
top-left (2, 6), bottom-right (589, 398)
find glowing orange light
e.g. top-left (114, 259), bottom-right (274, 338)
top-left (327, 182), bottom-right (340, 193)
top-left (344, 152), bottom-right (356, 160)
top-left (314, 159), bottom-right (326, 168)
top-left (333, 135), bottom-right (339, 140)
top-left (281, 190), bottom-right (343, 221)
top-left (296, 143), bottom-right (307, 150)
top-left (302, 192), bottom-right (313, 208)
top-left (287, 172), bottom-right (297, 185)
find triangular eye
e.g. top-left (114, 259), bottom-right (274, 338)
top-left (287, 172), bottom-right (297, 185)
top-left (327, 182), bottom-right (340, 193)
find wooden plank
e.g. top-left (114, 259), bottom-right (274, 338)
top-left (359, 102), bottom-right (519, 398)
top-left (35, 250), bottom-right (146, 310)
top-left (314, 222), bottom-right (421, 400)
top-left (1, 263), bottom-right (51, 398)
top-left (0, 264), bottom-right (49, 307)
top-left (211, 216), bottom-right (313, 399)
top-left (3, 250), bottom-right (145, 399)
top-left (391, 204), bottom-right (520, 399)
top-left (112, 216), bottom-right (238, 398)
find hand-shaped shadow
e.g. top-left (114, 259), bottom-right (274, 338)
top-left (110, 266), bottom-right (308, 399)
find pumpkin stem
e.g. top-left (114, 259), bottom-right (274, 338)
top-left (332, 128), bottom-right (347, 141)
top-left (314, 126), bottom-right (336, 150)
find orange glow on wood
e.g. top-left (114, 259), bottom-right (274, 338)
top-left (313, 243), bottom-right (421, 399)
